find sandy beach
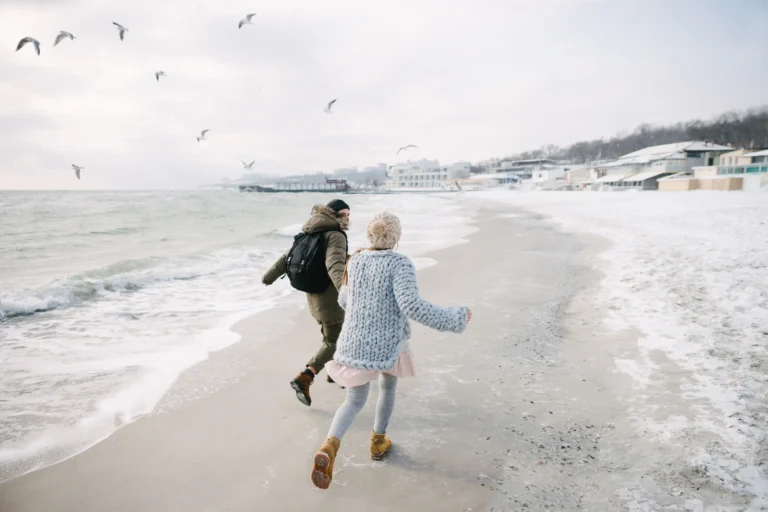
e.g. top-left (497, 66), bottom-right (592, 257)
top-left (0, 202), bottom-right (762, 511)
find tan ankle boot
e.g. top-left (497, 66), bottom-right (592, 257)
top-left (311, 437), bottom-right (340, 489)
top-left (370, 431), bottom-right (392, 460)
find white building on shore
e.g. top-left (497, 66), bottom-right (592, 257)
top-left (660, 147), bottom-right (768, 192)
top-left (744, 148), bottom-right (768, 163)
top-left (589, 141), bottom-right (733, 189)
top-left (491, 158), bottom-right (559, 179)
top-left (565, 164), bottom-right (597, 185)
top-left (442, 161), bottom-right (471, 179)
top-left (387, 159), bottom-right (443, 190)
top-left (386, 159), bottom-right (469, 190)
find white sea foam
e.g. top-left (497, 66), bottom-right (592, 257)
top-left (272, 223), bottom-right (303, 237)
top-left (0, 294), bottom-right (290, 480)
top-left (345, 193), bottom-right (476, 257)
top-left (411, 257), bottom-right (438, 270)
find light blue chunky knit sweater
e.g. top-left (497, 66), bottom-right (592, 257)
top-left (334, 250), bottom-right (468, 371)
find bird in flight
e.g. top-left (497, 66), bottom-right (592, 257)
top-left (197, 129), bottom-right (210, 142)
top-left (397, 144), bottom-right (418, 155)
top-left (324, 98), bottom-right (337, 114)
top-left (54, 31), bottom-right (75, 46)
top-left (238, 14), bottom-right (257, 28)
top-left (155, 71), bottom-right (166, 81)
top-left (72, 164), bottom-right (84, 180)
top-left (16, 37), bottom-right (41, 56)
top-left (242, 160), bottom-right (255, 169)
top-left (113, 22), bottom-right (128, 41)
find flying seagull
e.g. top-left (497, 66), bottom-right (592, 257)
top-left (324, 98), bottom-right (337, 114)
top-left (397, 144), bottom-right (418, 155)
top-left (238, 13), bottom-right (256, 28)
top-left (155, 71), bottom-right (166, 81)
top-left (112, 22), bottom-right (128, 41)
top-left (242, 160), bottom-right (255, 169)
top-left (16, 37), bottom-right (41, 56)
top-left (54, 31), bottom-right (75, 46)
top-left (72, 164), bottom-right (84, 180)
top-left (197, 129), bottom-right (209, 142)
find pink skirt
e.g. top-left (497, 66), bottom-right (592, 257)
top-left (326, 351), bottom-right (416, 388)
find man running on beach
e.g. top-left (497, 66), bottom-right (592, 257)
top-left (262, 199), bottom-right (350, 406)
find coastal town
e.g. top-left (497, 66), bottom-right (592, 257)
top-left (456, 141), bottom-right (768, 192)
top-left (233, 140), bottom-right (768, 194)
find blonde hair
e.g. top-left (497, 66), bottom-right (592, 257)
top-left (341, 247), bottom-right (390, 285)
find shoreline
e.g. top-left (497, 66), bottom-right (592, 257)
top-left (2, 205), bottom-right (609, 511)
top-left (0, 194), bottom-right (475, 485)
top-left (2, 197), bottom-right (762, 510)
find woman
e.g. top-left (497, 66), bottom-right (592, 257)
top-left (311, 211), bottom-right (471, 489)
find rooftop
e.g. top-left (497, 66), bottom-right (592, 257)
top-left (500, 158), bottom-right (559, 167)
top-left (743, 149), bottom-right (768, 158)
top-left (601, 141), bottom-right (732, 168)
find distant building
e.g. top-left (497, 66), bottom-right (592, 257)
top-left (385, 160), bottom-right (474, 190)
top-left (387, 159), bottom-right (447, 190)
top-left (442, 161), bottom-right (471, 179)
top-left (518, 166), bottom-right (569, 190)
top-left (590, 141), bottom-right (733, 189)
top-left (744, 149), bottom-right (768, 164)
top-left (531, 167), bottom-right (565, 182)
top-left (656, 146), bottom-right (768, 192)
top-left (491, 158), bottom-right (559, 179)
top-left (564, 165), bottom-right (592, 184)
top-left (719, 149), bottom-right (757, 166)
top-left (454, 173), bottom-right (506, 191)
top-left (658, 175), bottom-right (745, 192)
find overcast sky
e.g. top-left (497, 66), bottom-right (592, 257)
top-left (1, 0), bottom-right (766, 189)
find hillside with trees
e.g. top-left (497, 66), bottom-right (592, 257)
top-left (497, 106), bottom-right (768, 165)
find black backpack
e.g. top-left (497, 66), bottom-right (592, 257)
top-left (285, 230), bottom-right (346, 293)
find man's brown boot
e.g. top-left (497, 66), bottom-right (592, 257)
top-left (290, 369), bottom-right (314, 406)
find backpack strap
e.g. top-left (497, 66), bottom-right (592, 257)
top-left (317, 228), bottom-right (348, 253)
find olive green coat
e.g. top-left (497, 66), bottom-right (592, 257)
top-left (262, 205), bottom-right (348, 325)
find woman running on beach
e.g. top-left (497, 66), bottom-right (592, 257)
top-left (310, 211), bottom-right (471, 489)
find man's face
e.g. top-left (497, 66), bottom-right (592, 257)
top-left (337, 208), bottom-right (351, 230)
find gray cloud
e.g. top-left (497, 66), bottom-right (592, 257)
top-left (0, 0), bottom-right (766, 189)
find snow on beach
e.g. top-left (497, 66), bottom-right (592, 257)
top-left (478, 190), bottom-right (768, 506)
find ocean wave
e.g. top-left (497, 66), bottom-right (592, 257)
top-left (269, 223), bottom-right (303, 237)
top-left (88, 227), bottom-right (139, 236)
top-left (0, 248), bottom-right (271, 321)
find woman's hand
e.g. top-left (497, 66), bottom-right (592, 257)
top-left (467, 309), bottom-right (472, 323)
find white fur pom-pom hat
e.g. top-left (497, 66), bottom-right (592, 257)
top-left (366, 212), bottom-right (401, 250)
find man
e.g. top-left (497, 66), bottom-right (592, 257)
top-left (262, 199), bottom-right (350, 406)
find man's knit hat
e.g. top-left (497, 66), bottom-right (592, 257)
top-left (367, 212), bottom-right (401, 250)
top-left (327, 199), bottom-right (350, 213)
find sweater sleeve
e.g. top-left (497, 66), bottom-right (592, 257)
top-left (325, 232), bottom-right (348, 291)
top-left (392, 256), bottom-right (468, 333)
top-left (338, 285), bottom-right (348, 310)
